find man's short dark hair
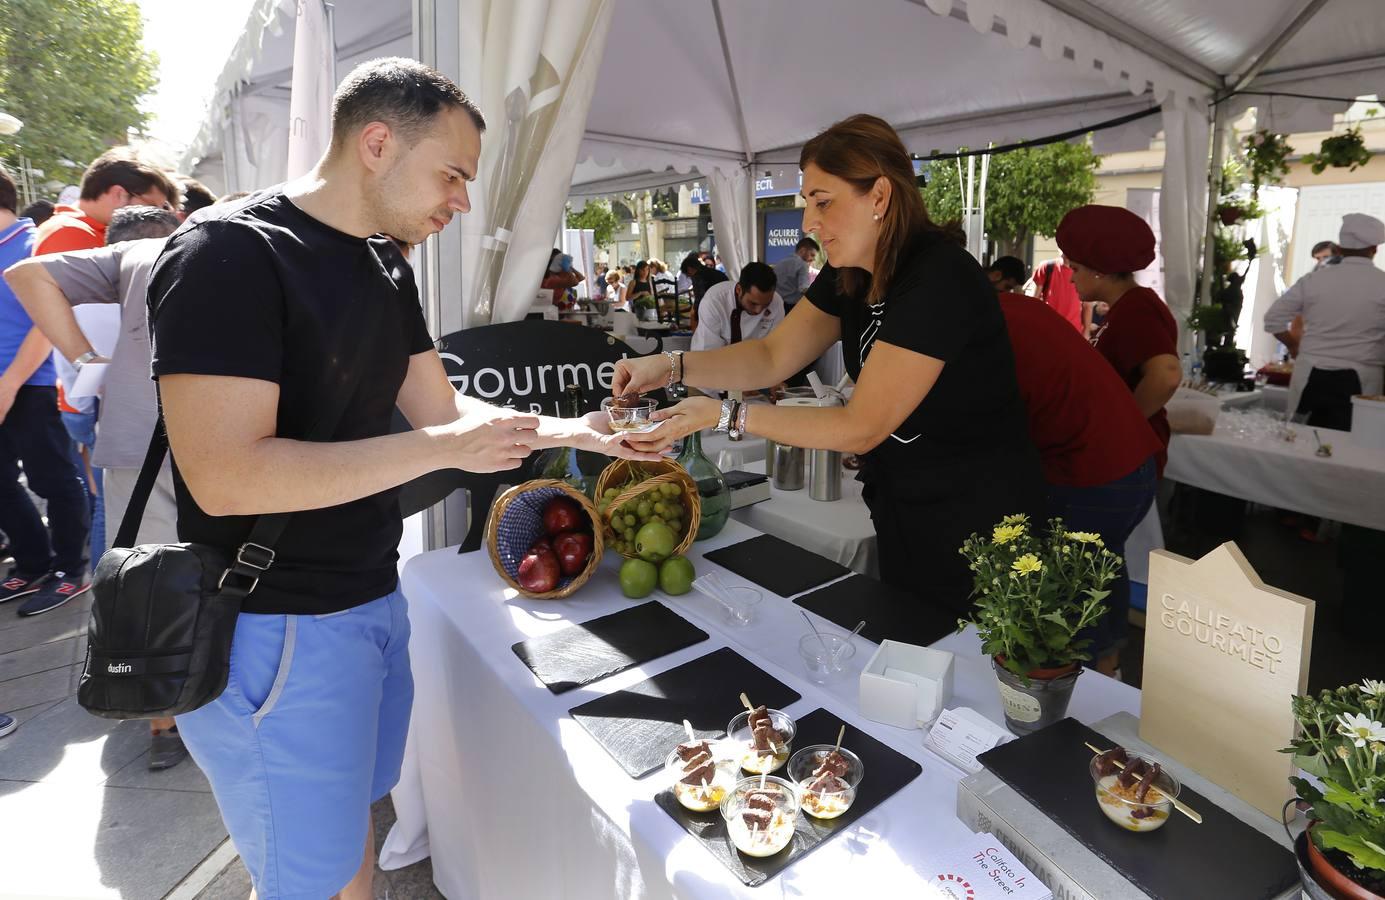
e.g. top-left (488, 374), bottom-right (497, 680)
top-left (179, 178), bottom-right (216, 215)
top-left (79, 148), bottom-right (180, 206)
top-left (738, 261), bottom-right (777, 294)
top-left (331, 57), bottom-right (486, 152)
top-left (679, 253), bottom-right (703, 276)
top-left (0, 163), bottom-right (16, 213)
top-left (1311, 240), bottom-right (1339, 256)
top-left (987, 255), bottom-right (1028, 285)
top-left (21, 199), bottom-right (54, 225)
top-left (795, 237), bottom-right (819, 253)
top-left (106, 205), bottom-right (180, 244)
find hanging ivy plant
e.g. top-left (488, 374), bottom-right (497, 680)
top-left (1303, 126), bottom-right (1373, 174)
top-left (1244, 130), bottom-right (1293, 195)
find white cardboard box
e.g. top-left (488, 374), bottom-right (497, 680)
top-left (859, 639), bottom-right (954, 729)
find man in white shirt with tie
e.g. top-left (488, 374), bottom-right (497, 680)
top-left (1264, 212), bottom-right (1385, 429)
top-left (691, 261), bottom-right (784, 352)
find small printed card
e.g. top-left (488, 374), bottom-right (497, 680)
top-left (925, 832), bottom-right (1053, 900)
top-left (925, 707), bottom-right (1013, 774)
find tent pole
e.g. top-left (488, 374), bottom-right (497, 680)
top-left (1197, 103), bottom-right (1228, 312)
top-left (324, 1), bottom-right (338, 89)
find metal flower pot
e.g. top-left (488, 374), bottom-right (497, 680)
top-left (991, 657), bottom-right (1082, 735)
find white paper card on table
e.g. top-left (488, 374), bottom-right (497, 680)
top-left (923, 830), bottom-right (1053, 900)
top-left (66, 362), bottom-right (109, 400)
top-left (925, 707), bottom-right (1013, 774)
top-left (860, 639), bottom-right (954, 729)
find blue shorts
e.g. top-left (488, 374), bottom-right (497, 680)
top-left (176, 589), bottom-right (413, 899)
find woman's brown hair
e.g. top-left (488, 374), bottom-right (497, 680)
top-left (799, 114), bottom-right (945, 303)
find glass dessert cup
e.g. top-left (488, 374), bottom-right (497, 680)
top-left (727, 709), bottom-right (796, 774)
top-left (665, 741), bottom-right (738, 813)
top-left (601, 395), bottom-right (659, 433)
top-left (1089, 749), bottom-right (1180, 832)
top-left (788, 744), bottom-right (864, 819)
top-left (720, 775), bottom-right (799, 858)
top-left (796, 633), bottom-right (856, 684)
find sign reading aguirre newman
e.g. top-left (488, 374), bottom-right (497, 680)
top-left (1139, 543), bottom-right (1314, 819)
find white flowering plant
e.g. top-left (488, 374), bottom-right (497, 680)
top-left (957, 515), bottom-right (1122, 678)
top-left (1283, 681), bottom-right (1385, 884)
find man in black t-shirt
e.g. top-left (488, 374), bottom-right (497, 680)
top-left (148, 58), bottom-right (652, 900)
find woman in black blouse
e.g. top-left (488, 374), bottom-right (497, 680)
top-left (615, 115), bottom-right (1043, 620)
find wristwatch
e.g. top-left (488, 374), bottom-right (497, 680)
top-left (74, 350), bottom-right (101, 368)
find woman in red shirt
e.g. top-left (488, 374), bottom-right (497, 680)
top-left (999, 292), bottom-right (1161, 675)
top-left (1056, 205), bottom-right (1183, 475)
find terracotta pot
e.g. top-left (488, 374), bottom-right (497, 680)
top-left (1305, 822), bottom-right (1385, 900)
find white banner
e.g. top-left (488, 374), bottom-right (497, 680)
top-left (285, 0), bottom-right (333, 179)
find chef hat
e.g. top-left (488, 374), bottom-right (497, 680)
top-left (1339, 213), bottom-right (1385, 250)
top-left (1055, 205), bottom-right (1157, 273)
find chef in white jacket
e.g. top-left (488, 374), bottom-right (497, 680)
top-left (691, 261), bottom-right (785, 352)
top-left (1265, 213), bottom-right (1385, 428)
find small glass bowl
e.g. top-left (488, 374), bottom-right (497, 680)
top-left (797, 633), bottom-right (856, 684)
top-left (788, 744), bottom-right (864, 819)
top-left (720, 775), bottom-right (799, 857)
top-left (665, 741), bottom-right (739, 813)
top-left (727, 708), bottom-right (796, 774)
top-left (1090, 749), bottom-right (1180, 833)
top-left (601, 395), bottom-right (659, 433)
top-left (719, 586), bottom-right (762, 627)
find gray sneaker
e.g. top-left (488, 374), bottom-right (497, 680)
top-left (0, 713), bottom-right (15, 738)
top-left (149, 728), bottom-right (188, 770)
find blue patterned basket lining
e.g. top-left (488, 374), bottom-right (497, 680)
top-left (495, 486), bottom-right (586, 589)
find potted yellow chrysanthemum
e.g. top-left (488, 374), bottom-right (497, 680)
top-left (957, 515), bottom-right (1123, 734)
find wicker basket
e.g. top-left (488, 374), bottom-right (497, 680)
top-left (593, 459), bottom-right (701, 559)
top-left (485, 479), bottom-right (604, 600)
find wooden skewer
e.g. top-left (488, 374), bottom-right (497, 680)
top-left (683, 719), bottom-right (696, 742)
top-left (1085, 741), bottom-right (1202, 824)
top-left (740, 692), bottom-right (753, 712)
top-left (833, 725), bottom-right (846, 754)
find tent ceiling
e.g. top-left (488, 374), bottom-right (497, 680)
top-left (186, 0), bottom-right (1385, 192)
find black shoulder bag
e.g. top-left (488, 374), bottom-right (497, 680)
top-left (78, 302), bottom-right (378, 720)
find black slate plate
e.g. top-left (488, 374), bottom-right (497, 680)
top-left (511, 601), bottom-right (708, 695)
top-left (794, 574), bottom-right (958, 646)
top-left (702, 534), bottom-right (849, 597)
top-left (978, 717), bottom-right (1299, 900)
top-left (570, 647), bottom-right (800, 778)
top-left (654, 707), bottom-right (924, 887)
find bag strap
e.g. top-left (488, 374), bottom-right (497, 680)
top-left (116, 258), bottom-right (388, 596)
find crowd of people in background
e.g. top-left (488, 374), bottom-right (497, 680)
top-left (0, 146), bottom-right (250, 762)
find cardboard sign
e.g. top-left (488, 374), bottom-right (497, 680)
top-left (1140, 543), bottom-right (1314, 818)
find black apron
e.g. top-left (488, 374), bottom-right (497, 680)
top-left (858, 444), bottom-right (1045, 621)
top-left (1297, 367), bottom-right (1362, 431)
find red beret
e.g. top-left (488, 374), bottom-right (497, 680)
top-left (1055, 205), bottom-right (1156, 273)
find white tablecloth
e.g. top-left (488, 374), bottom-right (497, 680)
top-left (381, 519), bottom-right (1140, 898)
top-left (1166, 424), bottom-right (1385, 530)
top-left (730, 460), bottom-right (878, 577)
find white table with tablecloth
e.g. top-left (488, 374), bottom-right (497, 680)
top-left (730, 460), bottom-right (878, 577)
top-left (379, 519), bottom-right (1140, 898)
top-left (1164, 423), bottom-right (1385, 529)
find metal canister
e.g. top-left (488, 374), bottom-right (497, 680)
top-left (771, 443), bottom-right (805, 491)
top-left (808, 448), bottom-right (842, 501)
top-left (765, 439), bottom-right (777, 478)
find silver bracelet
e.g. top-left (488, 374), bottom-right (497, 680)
top-left (736, 401), bottom-right (749, 435)
top-left (713, 398), bottom-right (736, 434)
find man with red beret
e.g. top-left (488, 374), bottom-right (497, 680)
top-left (1057, 205), bottom-right (1182, 475)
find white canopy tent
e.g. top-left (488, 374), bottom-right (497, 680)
top-left (184, 0), bottom-right (1385, 332)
